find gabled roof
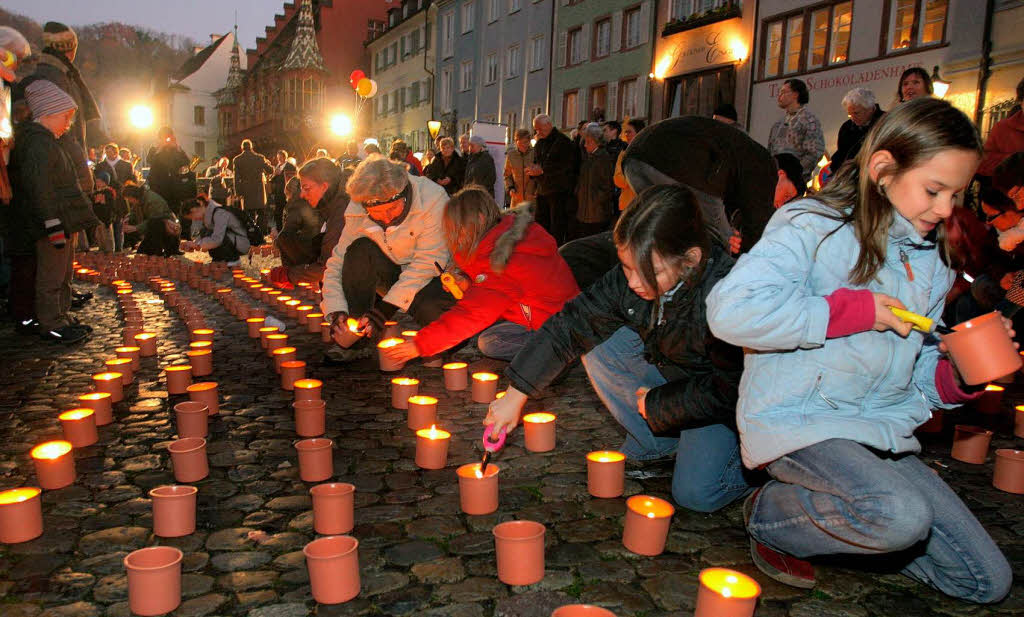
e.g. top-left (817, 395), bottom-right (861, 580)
top-left (282, 0), bottom-right (327, 72)
top-left (173, 33), bottom-right (228, 82)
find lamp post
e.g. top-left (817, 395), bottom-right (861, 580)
top-left (931, 66), bottom-right (951, 98)
top-left (427, 120), bottom-right (441, 142)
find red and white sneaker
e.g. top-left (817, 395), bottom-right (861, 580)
top-left (743, 488), bottom-right (816, 589)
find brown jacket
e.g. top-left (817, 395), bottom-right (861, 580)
top-left (504, 145), bottom-right (538, 206)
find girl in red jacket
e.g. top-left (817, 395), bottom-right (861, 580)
top-left (381, 187), bottom-right (579, 362)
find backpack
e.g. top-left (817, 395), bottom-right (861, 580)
top-left (217, 205), bottom-right (264, 247)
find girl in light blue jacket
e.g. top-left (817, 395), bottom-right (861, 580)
top-left (707, 97), bottom-right (1012, 602)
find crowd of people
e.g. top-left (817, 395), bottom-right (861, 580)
top-left (1, 19), bottom-right (1021, 605)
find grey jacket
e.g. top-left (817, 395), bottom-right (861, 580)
top-left (197, 201), bottom-right (249, 253)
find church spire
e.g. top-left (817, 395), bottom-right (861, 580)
top-left (216, 24), bottom-right (244, 105)
top-left (282, 0), bottom-right (327, 72)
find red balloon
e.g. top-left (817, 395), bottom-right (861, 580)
top-left (349, 70), bottom-right (366, 88)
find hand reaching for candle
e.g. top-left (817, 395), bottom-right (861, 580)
top-left (328, 311), bottom-right (350, 341)
top-left (485, 385), bottom-right (527, 435)
top-left (939, 313), bottom-right (1018, 386)
top-left (636, 387), bottom-right (650, 420)
top-left (382, 339), bottom-right (420, 363)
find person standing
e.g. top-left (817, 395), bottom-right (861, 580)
top-left (831, 88), bottom-right (884, 174)
top-left (768, 79), bottom-right (825, 184)
top-left (270, 149), bottom-right (296, 232)
top-left (895, 67), bottom-right (933, 104)
top-left (613, 118), bottom-right (645, 211)
top-left (424, 137), bottom-right (465, 196)
top-left (531, 114), bottom-right (579, 245)
top-left (979, 78), bottom-right (1024, 178)
top-left (602, 121), bottom-right (628, 161)
top-left (147, 126), bottom-right (190, 221)
top-left (463, 135), bottom-right (497, 197)
top-left (233, 139), bottom-right (274, 236)
top-left (337, 140), bottom-right (362, 171)
top-left (504, 129), bottom-right (538, 207)
top-left (573, 123), bottom-right (615, 239)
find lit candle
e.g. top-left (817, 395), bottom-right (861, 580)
top-left (443, 362), bottom-right (469, 391)
top-left (401, 330), bottom-right (418, 338)
top-left (280, 360), bottom-right (307, 390)
top-left (134, 332), bottom-right (158, 357)
top-left (190, 328), bottom-right (215, 343)
top-left (1015, 405), bottom-right (1024, 439)
top-left (294, 378), bottom-right (323, 402)
top-left (272, 346), bottom-right (298, 374)
top-left (320, 321), bottom-right (332, 343)
top-left (186, 382), bottom-right (219, 415)
top-left (59, 408), bottom-right (99, 448)
top-left (285, 299), bottom-right (302, 318)
top-left (115, 346), bottom-right (142, 371)
top-left (77, 392), bottom-right (113, 426)
top-left (306, 312), bottom-right (324, 334)
top-left (296, 305), bottom-right (313, 322)
top-left (406, 395), bottom-right (437, 430)
top-left (976, 384), bottom-right (1005, 414)
top-left (334, 317), bottom-right (365, 348)
top-left (185, 349), bottom-right (213, 377)
top-left (247, 317), bottom-right (266, 338)
top-left (694, 567), bottom-right (761, 617)
top-left (265, 333), bottom-right (289, 357)
top-left (382, 320), bottom-right (401, 339)
top-left (122, 326), bottom-right (143, 346)
top-left (105, 358), bottom-right (134, 385)
top-left (377, 337), bottom-right (406, 372)
top-left (471, 372), bottom-right (499, 403)
top-left (522, 412), bottom-right (556, 452)
top-left (259, 326), bottom-right (279, 349)
top-left (0, 487), bottom-right (43, 543)
top-left (31, 440), bottom-right (76, 490)
top-left (165, 365), bottom-right (193, 395)
top-left (456, 462), bottom-right (499, 515)
top-left (92, 372), bottom-right (124, 403)
top-left (414, 425), bottom-right (450, 470)
top-left (586, 451), bottom-right (626, 498)
top-left (622, 495), bottom-right (675, 556)
top-left (391, 377), bottom-right (419, 409)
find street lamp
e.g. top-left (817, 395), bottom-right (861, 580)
top-left (129, 105), bottom-right (153, 129)
top-left (931, 66), bottom-right (951, 98)
top-left (331, 113), bottom-right (353, 137)
top-left (427, 120), bottom-right (441, 141)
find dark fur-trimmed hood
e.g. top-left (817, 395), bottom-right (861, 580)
top-left (490, 202), bottom-right (535, 273)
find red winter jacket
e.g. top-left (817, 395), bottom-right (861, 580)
top-left (406, 151), bottom-right (424, 175)
top-left (414, 209), bottom-right (580, 357)
top-left (979, 111), bottom-right (1024, 177)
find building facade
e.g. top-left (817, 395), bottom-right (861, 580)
top-left (649, 0), bottom-right (754, 125)
top-left (434, 0), bottom-right (554, 141)
top-left (980, 0), bottom-right (1024, 134)
top-left (550, 0), bottom-right (657, 130)
top-left (747, 0), bottom-right (985, 158)
top-left (369, 0), bottom-right (434, 152)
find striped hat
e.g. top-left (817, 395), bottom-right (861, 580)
top-left (25, 80), bottom-right (78, 119)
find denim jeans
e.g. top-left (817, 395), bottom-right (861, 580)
top-left (477, 320), bottom-right (532, 360)
top-left (583, 326), bottom-right (753, 512)
top-left (748, 438), bottom-right (1012, 603)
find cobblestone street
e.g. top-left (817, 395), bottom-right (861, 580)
top-left (0, 265), bottom-right (1021, 617)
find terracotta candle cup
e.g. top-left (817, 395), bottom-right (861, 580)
top-left (586, 451), bottom-right (626, 498)
top-left (523, 412), bottom-right (557, 452)
top-left (551, 607), bottom-right (618, 617)
top-left (259, 326), bottom-right (279, 349)
top-left (296, 305), bottom-right (313, 323)
top-left (174, 401), bottom-right (209, 438)
top-left (168, 437), bottom-right (209, 483)
top-left (124, 546), bottom-right (183, 616)
top-left (414, 425), bottom-right (450, 470)
top-left (306, 313), bottom-right (324, 333)
top-left (0, 487), bottom-right (43, 544)
top-left (105, 358), bottom-right (134, 385)
top-left (951, 424), bottom-right (994, 464)
top-left (377, 337), bottom-right (406, 372)
top-left (266, 333), bottom-right (289, 357)
top-left (59, 408), bottom-right (99, 448)
top-left (391, 377), bottom-right (420, 409)
top-left (77, 392), bottom-right (113, 426)
top-left (694, 567), bottom-right (761, 617)
top-left (304, 535), bottom-right (360, 604)
top-left (457, 462), bottom-right (500, 515)
top-left (471, 372), bottom-right (499, 403)
top-left (92, 372), bottom-right (124, 403)
top-left (187, 382), bottom-right (219, 415)
top-left (623, 495), bottom-right (675, 556)
top-left (294, 399), bottom-right (327, 437)
top-left (406, 395), bottom-right (437, 430)
top-left (940, 311), bottom-right (1023, 384)
top-left (294, 379), bottom-right (323, 402)
top-left (280, 360), bottom-right (307, 390)
top-left (1015, 405), bottom-right (1024, 439)
top-left (974, 385), bottom-right (1005, 414)
top-left (247, 317), bottom-right (266, 338)
top-left (993, 449), bottom-right (1024, 494)
top-left (31, 440), bottom-right (75, 490)
top-left (273, 346), bottom-right (297, 374)
top-left (190, 328), bottom-right (215, 343)
top-left (115, 346), bottom-right (142, 371)
top-left (134, 332), bottom-right (158, 357)
top-left (295, 438), bottom-right (334, 482)
top-left (188, 341), bottom-right (213, 354)
top-left (123, 327), bottom-right (143, 346)
top-left (333, 317), bottom-right (365, 348)
top-left (382, 320), bottom-right (401, 339)
top-left (310, 482), bottom-right (356, 535)
top-left (401, 329), bottom-right (418, 338)
top-left (150, 485), bottom-right (198, 537)
top-left (321, 321), bottom-right (332, 343)
top-left (165, 365), bottom-right (193, 395)
top-left (185, 350), bottom-right (213, 377)
top-left (493, 520), bottom-right (546, 586)
top-left (285, 299), bottom-right (302, 318)
top-left (443, 362), bottom-right (468, 391)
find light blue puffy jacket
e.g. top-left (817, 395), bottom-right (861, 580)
top-left (707, 199), bottom-right (961, 469)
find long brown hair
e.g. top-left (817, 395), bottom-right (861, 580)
top-left (443, 187), bottom-right (502, 261)
top-left (813, 97), bottom-right (981, 284)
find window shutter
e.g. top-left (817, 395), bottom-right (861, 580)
top-left (611, 11), bottom-right (622, 53)
top-left (639, 1), bottom-right (651, 46)
top-left (636, 74), bottom-right (648, 116)
top-left (556, 29), bottom-right (567, 68)
top-left (580, 23), bottom-right (590, 62)
top-left (607, 81), bottom-right (618, 120)
top-left (401, 36), bottom-right (407, 57)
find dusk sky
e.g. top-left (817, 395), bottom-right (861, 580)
top-left (3, 0), bottom-right (294, 50)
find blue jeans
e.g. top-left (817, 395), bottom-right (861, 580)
top-left (749, 438), bottom-right (1012, 603)
top-left (477, 320), bottom-right (532, 361)
top-left (583, 327), bottom-right (753, 512)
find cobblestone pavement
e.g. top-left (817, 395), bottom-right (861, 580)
top-left (0, 267), bottom-right (1022, 617)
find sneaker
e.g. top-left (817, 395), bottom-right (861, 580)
top-left (72, 290), bottom-right (93, 301)
top-left (40, 325), bottom-right (89, 344)
top-left (69, 316), bottom-right (93, 333)
top-left (743, 488), bottom-right (816, 589)
top-left (15, 318), bottom-right (39, 335)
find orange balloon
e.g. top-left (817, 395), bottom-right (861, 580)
top-left (356, 78), bottom-right (373, 97)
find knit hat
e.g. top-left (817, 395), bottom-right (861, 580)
top-left (94, 170), bottom-right (111, 185)
top-left (42, 22), bottom-right (78, 55)
top-left (24, 80), bottom-right (78, 119)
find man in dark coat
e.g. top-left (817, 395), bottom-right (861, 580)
top-left (270, 150), bottom-right (297, 232)
top-left (831, 88), bottom-right (884, 174)
top-left (233, 139), bottom-right (274, 235)
top-left (147, 126), bottom-right (191, 221)
top-left (423, 136), bottom-right (465, 196)
top-left (463, 135), bottom-right (497, 197)
top-left (530, 114), bottom-right (579, 245)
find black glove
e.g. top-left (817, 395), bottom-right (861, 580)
top-left (363, 301), bottom-right (398, 337)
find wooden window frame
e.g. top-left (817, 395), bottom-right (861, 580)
top-left (589, 82), bottom-right (609, 121)
top-left (622, 3), bottom-right (644, 51)
top-left (592, 15), bottom-right (612, 60)
top-left (757, 0), bottom-right (855, 81)
top-left (567, 26), bottom-right (584, 67)
top-left (562, 88), bottom-right (580, 128)
top-left (879, 0), bottom-right (949, 56)
top-left (618, 75), bottom-right (640, 119)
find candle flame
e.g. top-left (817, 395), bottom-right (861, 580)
top-left (286, 300), bottom-right (301, 307)
top-left (523, 412), bottom-right (556, 424)
top-left (416, 424), bottom-right (450, 440)
top-left (377, 337), bottom-right (404, 349)
top-left (346, 318), bottom-right (362, 333)
top-left (475, 467), bottom-right (484, 479)
top-left (59, 409), bottom-right (94, 421)
top-left (272, 346), bottom-right (297, 355)
top-left (392, 377), bottom-right (420, 386)
top-left (193, 329), bottom-right (214, 335)
top-left (79, 392), bottom-right (110, 401)
top-left (443, 362), bottom-right (467, 369)
top-left (401, 330), bottom-right (418, 337)
top-left (115, 346), bottom-right (140, 353)
top-left (472, 372), bottom-right (499, 382)
top-left (699, 568), bottom-right (761, 599)
top-left (985, 384), bottom-right (1004, 392)
top-left (166, 365), bottom-right (191, 372)
top-left (294, 379), bottom-right (322, 389)
top-left (31, 440), bottom-right (72, 459)
top-left (0, 487), bottom-right (41, 504)
top-left (134, 333), bottom-right (156, 341)
top-left (277, 295), bottom-right (292, 302)
top-left (722, 588), bottom-right (732, 598)
top-left (94, 372), bottom-right (122, 381)
top-left (587, 450), bottom-right (625, 463)
top-left (247, 317), bottom-right (266, 323)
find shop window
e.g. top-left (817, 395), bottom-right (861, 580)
top-left (761, 1), bottom-right (853, 79)
top-left (666, 65), bottom-right (736, 119)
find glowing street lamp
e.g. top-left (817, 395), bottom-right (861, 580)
top-left (331, 113), bottom-right (353, 137)
top-left (931, 66), bottom-right (951, 98)
top-left (427, 120), bottom-right (441, 140)
top-left (129, 105), bottom-right (153, 129)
